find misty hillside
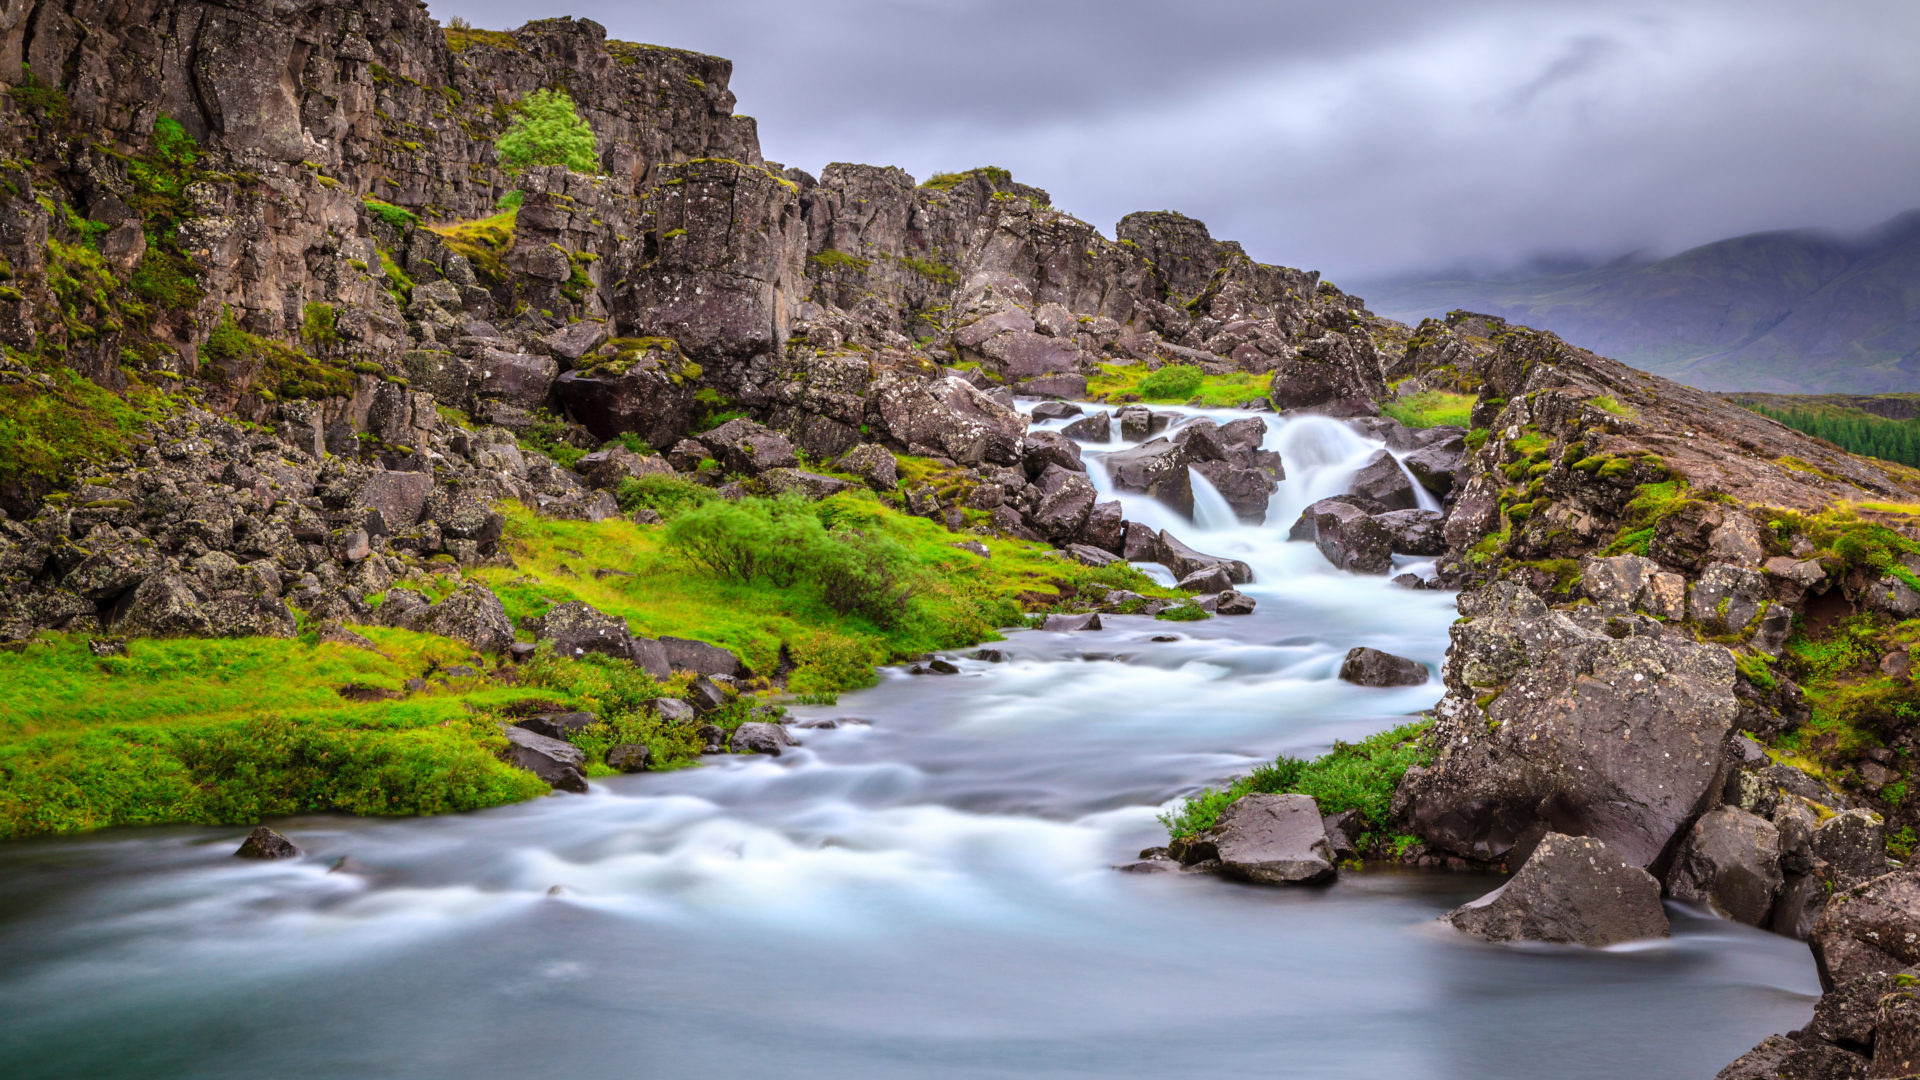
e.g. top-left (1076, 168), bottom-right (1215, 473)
top-left (1356, 210), bottom-right (1920, 394)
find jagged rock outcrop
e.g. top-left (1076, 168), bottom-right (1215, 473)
top-left (1444, 833), bottom-right (1669, 947)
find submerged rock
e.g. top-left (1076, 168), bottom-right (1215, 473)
top-left (1444, 833), bottom-right (1668, 947)
top-left (1337, 647), bottom-right (1427, 687)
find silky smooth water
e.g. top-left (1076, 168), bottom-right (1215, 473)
top-left (0, 405), bottom-right (1813, 1080)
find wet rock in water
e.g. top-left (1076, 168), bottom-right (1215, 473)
top-left (1293, 499), bottom-right (1393, 575)
top-left (1030, 401), bottom-right (1082, 422)
top-left (1348, 450), bottom-right (1419, 511)
top-left (1811, 869), bottom-right (1920, 991)
top-left (1061, 412), bottom-right (1111, 442)
top-left (234, 826), bottom-right (300, 860)
top-left (502, 727), bottom-right (589, 793)
top-left (1392, 572), bottom-right (1440, 591)
top-left (971, 649), bottom-right (1007, 662)
top-left (1444, 833), bottom-right (1668, 947)
top-left (516, 711), bottom-right (599, 740)
top-left (1714, 1034), bottom-right (1868, 1080)
top-left (1022, 430), bottom-right (1086, 479)
top-left (1402, 441), bottom-right (1463, 498)
top-left (1323, 809), bottom-right (1365, 862)
top-left (1105, 438), bottom-right (1193, 516)
top-left (1212, 591), bottom-right (1256, 615)
top-left (730, 722), bottom-right (799, 756)
top-left (1665, 806), bottom-right (1784, 926)
top-left (1113, 857), bottom-right (1180, 874)
top-left (1375, 508), bottom-right (1446, 556)
top-left (1041, 612), bottom-right (1103, 632)
top-left (1156, 530), bottom-right (1253, 583)
top-left (1182, 793), bottom-right (1336, 885)
top-left (606, 743), bottom-right (652, 772)
top-left (927, 658), bottom-right (961, 674)
top-left (1177, 564), bottom-right (1234, 594)
top-left (1338, 647), bottom-right (1427, 687)
top-left (1398, 583), bottom-right (1739, 869)
top-left (1116, 405), bottom-right (1169, 441)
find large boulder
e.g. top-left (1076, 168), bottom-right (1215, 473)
top-left (1293, 499), bottom-right (1393, 575)
top-left (1665, 806), bottom-right (1784, 926)
top-left (698, 417), bottom-right (800, 475)
top-left (1402, 441), bottom-right (1462, 498)
top-left (730, 721), bottom-right (799, 756)
top-left (660, 636), bottom-right (743, 678)
top-left (1348, 450), bottom-right (1419, 511)
top-left (410, 584), bottom-right (515, 654)
top-left (529, 601), bottom-right (635, 662)
top-left (1375, 508), bottom-right (1446, 556)
top-left (1811, 869), bottom-right (1920, 992)
top-left (501, 726), bottom-right (589, 793)
top-left (870, 373), bottom-right (1028, 466)
top-left (1338, 647), bottom-right (1428, 687)
top-left (1156, 531), bottom-right (1253, 584)
top-left (1444, 833), bottom-right (1669, 947)
top-left (554, 364), bottom-right (698, 449)
top-left (1397, 583), bottom-right (1740, 869)
top-left (1028, 464), bottom-right (1097, 541)
top-left (1104, 438), bottom-right (1193, 516)
top-left (1183, 794), bottom-right (1336, 885)
top-left (1061, 411), bottom-right (1112, 442)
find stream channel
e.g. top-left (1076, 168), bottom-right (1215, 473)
top-left (0, 404), bottom-right (1815, 1079)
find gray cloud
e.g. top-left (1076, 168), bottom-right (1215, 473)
top-left (439, 0), bottom-right (1920, 283)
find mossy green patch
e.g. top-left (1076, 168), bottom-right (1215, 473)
top-left (1381, 391), bottom-right (1474, 429)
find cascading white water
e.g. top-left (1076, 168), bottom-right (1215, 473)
top-left (0, 398), bottom-right (1817, 1080)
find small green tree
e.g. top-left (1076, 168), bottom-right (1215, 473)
top-left (494, 89), bottom-right (599, 174)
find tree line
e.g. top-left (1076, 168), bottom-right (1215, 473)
top-left (1744, 402), bottom-right (1920, 468)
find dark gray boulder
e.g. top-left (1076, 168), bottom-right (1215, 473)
top-left (1816, 810), bottom-right (1889, 885)
top-left (730, 722), bottom-right (798, 756)
top-left (1665, 806), bottom-right (1784, 926)
top-left (1714, 1035), bottom-right (1868, 1080)
top-left (1338, 647), bottom-right (1428, 687)
top-left (1294, 500), bottom-right (1393, 575)
top-left (516, 711), bottom-right (599, 740)
top-left (1116, 405), bottom-right (1169, 441)
top-left (1177, 565), bottom-right (1234, 594)
top-left (1811, 869), bottom-right (1920, 991)
top-left (234, 826), bottom-right (300, 860)
top-left (502, 726), bottom-right (589, 793)
top-left (1028, 464), bottom-right (1097, 541)
top-left (529, 601), bottom-right (634, 662)
top-left (660, 637), bottom-right (743, 678)
top-left (412, 584), bottom-right (515, 654)
top-left (1041, 612), bottom-right (1103, 632)
top-left (1212, 590), bottom-right (1256, 615)
top-left (1030, 401), bottom-right (1082, 422)
top-left (1061, 412), bottom-right (1112, 442)
top-left (606, 743), bottom-right (652, 772)
top-left (1398, 583), bottom-right (1740, 869)
top-left (1349, 450), bottom-right (1419, 511)
top-left (1156, 531), bottom-right (1253, 583)
top-left (833, 444), bottom-right (899, 491)
top-left (1184, 793), bottom-right (1336, 885)
top-left (1375, 508), bottom-right (1446, 556)
top-left (1445, 833), bottom-right (1669, 946)
top-left (1022, 431), bottom-right (1085, 479)
top-left (1104, 438), bottom-right (1193, 516)
top-left (653, 697), bottom-right (697, 724)
top-left (1403, 441), bottom-right (1463, 498)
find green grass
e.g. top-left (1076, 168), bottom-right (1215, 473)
top-left (1159, 719), bottom-right (1434, 852)
top-left (1382, 390), bottom-right (1474, 429)
top-left (0, 631), bottom-right (557, 838)
top-left (1086, 363), bottom-right (1268, 407)
top-left (478, 492), bottom-right (1173, 700)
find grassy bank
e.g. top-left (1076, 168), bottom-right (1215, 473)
top-left (1159, 719), bottom-right (1433, 858)
top-left (0, 482), bottom-right (1172, 840)
top-left (1085, 362), bottom-right (1270, 408)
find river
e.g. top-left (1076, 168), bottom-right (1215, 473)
top-left (0, 405), bottom-right (1815, 1079)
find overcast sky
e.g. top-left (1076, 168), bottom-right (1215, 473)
top-left (440, 0), bottom-right (1920, 283)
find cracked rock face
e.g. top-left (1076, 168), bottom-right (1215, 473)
top-left (1397, 582), bottom-right (1739, 871)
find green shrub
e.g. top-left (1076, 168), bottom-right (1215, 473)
top-left (301, 301), bottom-right (339, 347)
top-left (616, 473), bottom-right (718, 519)
top-left (1160, 719), bottom-right (1435, 842)
top-left (495, 88), bottom-right (599, 174)
top-left (1155, 602), bottom-right (1211, 621)
top-left (1136, 363), bottom-right (1204, 401)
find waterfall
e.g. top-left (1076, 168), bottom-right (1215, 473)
top-left (1188, 469), bottom-right (1239, 531)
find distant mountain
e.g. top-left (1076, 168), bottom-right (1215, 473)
top-left (1353, 211), bottom-right (1920, 393)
